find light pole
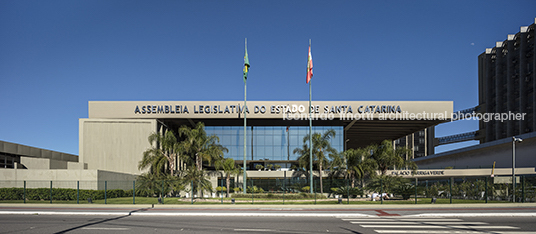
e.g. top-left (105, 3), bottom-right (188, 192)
top-left (512, 136), bottom-right (523, 203)
top-left (344, 139), bottom-right (350, 170)
top-left (345, 139), bottom-right (350, 203)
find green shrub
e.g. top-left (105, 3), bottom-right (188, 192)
top-left (246, 186), bottom-right (264, 193)
top-left (0, 188), bottom-right (24, 200)
top-left (0, 187), bottom-right (133, 201)
top-left (330, 186), bottom-right (364, 198)
top-left (231, 192), bottom-right (326, 199)
top-left (392, 183), bottom-right (415, 200)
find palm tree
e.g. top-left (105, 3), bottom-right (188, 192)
top-left (178, 122), bottom-right (227, 172)
top-left (344, 147), bottom-right (376, 188)
top-left (138, 147), bottom-right (168, 178)
top-left (178, 122), bottom-right (227, 197)
top-left (215, 158), bottom-right (241, 197)
top-left (136, 173), bottom-right (183, 197)
top-left (370, 140), bottom-right (416, 175)
top-left (139, 130), bottom-right (181, 177)
top-left (177, 167), bottom-right (213, 198)
top-left (294, 129), bottom-right (337, 194)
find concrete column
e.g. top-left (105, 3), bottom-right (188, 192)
top-left (481, 51), bottom-right (494, 143)
top-left (519, 27), bottom-right (528, 134)
top-left (411, 133), bottom-right (415, 159)
top-left (533, 25), bottom-right (536, 132)
top-left (495, 42), bottom-right (504, 140)
top-left (426, 126), bottom-right (435, 155)
top-left (424, 128), bottom-right (427, 156)
top-left (506, 36), bottom-right (515, 137)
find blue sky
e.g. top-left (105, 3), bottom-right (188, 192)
top-left (1, 0), bottom-right (535, 155)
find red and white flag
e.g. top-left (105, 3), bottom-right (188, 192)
top-left (306, 45), bottom-right (313, 83)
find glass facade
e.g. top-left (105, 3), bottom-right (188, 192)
top-left (205, 126), bottom-right (343, 163)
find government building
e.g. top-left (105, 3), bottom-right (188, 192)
top-left (79, 100), bottom-right (451, 177)
top-left (3, 19), bottom-right (536, 192)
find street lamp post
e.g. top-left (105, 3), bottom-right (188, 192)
top-left (344, 139), bottom-right (350, 170)
top-left (512, 136), bottom-right (523, 203)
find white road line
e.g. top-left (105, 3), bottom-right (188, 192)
top-left (403, 213), bottom-right (536, 217)
top-left (0, 211), bottom-right (127, 216)
top-left (361, 225), bottom-right (448, 229)
top-left (363, 225), bottom-right (519, 229)
top-left (351, 221), bottom-right (488, 225)
top-left (0, 211), bottom-right (374, 217)
top-left (424, 222), bottom-right (488, 225)
top-left (81, 227), bottom-right (129, 230)
top-left (352, 221), bottom-right (419, 224)
top-left (447, 226), bottom-right (519, 229)
top-left (343, 218), bottom-right (463, 221)
top-left (234, 229), bottom-right (276, 232)
top-left (359, 225), bottom-right (519, 229)
top-left (374, 231), bottom-right (535, 234)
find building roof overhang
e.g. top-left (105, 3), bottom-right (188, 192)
top-left (87, 100), bottom-right (453, 149)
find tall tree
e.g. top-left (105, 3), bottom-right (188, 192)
top-left (178, 122), bottom-right (227, 171)
top-left (370, 140), bottom-right (416, 175)
top-left (139, 130), bottom-right (181, 177)
top-left (215, 158), bottom-right (241, 197)
top-left (294, 129), bottom-right (337, 194)
top-left (178, 122), bottom-right (227, 197)
top-left (344, 147), bottom-right (377, 187)
top-left (177, 167), bottom-right (213, 197)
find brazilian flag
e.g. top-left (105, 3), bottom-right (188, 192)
top-left (243, 44), bottom-right (250, 83)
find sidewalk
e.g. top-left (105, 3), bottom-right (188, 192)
top-left (2, 201), bottom-right (536, 209)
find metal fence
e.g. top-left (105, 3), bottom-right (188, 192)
top-left (1, 175), bottom-right (534, 204)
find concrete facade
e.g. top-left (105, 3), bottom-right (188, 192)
top-left (79, 118), bottom-right (157, 175)
top-left (77, 100), bottom-right (453, 177)
top-left (478, 18), bottom-right (536, 143)
top-left (0, 169), bottom-right (137, 190)
top-left (0, 140), bottom-right (78, 169)
top-left (414, 132), bottom-right (536, 170)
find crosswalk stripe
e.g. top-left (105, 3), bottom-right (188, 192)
top-left (351, 221), bottom-right (487, 225)
top-left (374, 230), bottom-right (535, 234)
top-left (361, 225), bottom-right (447, 228)
top-left (341, 216), bottom-right (531, 234)
top-left (343, 218), bottom-right (463, 221)
top-left (361, 225), bottom-right (519, 229)
top-left (447, 226), bottom-right (519, 229)
top-left (352, 221), bottom-right (420, 224)
top-left (424, 222), bottom-right (488, 225)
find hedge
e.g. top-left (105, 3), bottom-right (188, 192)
top-left (232, 192), bottom-right (327, 199)
top-left (0, 188), bottom-right (135, 201)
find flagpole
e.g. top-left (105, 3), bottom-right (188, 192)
top-left (243, 38), bottom-right (248, 194)
top-left (308, 39), bottom-right (313, 194)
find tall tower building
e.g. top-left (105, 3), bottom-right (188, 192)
top-left (394, 127), bottom-right (435, 159)
top-left (478, 18), bottom-right (536, 143)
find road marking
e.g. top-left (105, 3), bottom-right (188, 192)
top-left (361, 225), bottom-right (448, 229)
top-left (374, 231), bottom-right (535, 233)
top-left (404, 213), bottom-right (536, 217)
top-left (343, 218), bottom-right (464, 222)
top-left (447, 226), bottom-right (519, 229)
top-left (352, 221), bottom-right (420, 224)
top-left (424, 222), bottom-right (488, 225)
top-left (81, 227), bottom-right (129, 230)
top-left (234, 229), bottom-right (276, 232)
top-left (351, 221), bottom-right (488, 225)
top-left (375, 210), bottom-right (400, 216)
top-left (362, 225), bottom-right (519, 229)
top-left (343, 216), bottom-right (529, 234)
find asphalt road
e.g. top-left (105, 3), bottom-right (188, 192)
top-left (2, 203), bottom-right (536, 216)
top-left (1, 204), bottom-right (536, 233)
top-left (1, 215), bottom-right (536, 234)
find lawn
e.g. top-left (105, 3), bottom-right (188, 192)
top-left (1, 197), bottom-right (512, 205)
